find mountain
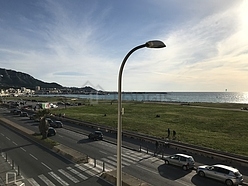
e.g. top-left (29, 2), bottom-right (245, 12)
top-left (0, 68), bottom-right (63, 89)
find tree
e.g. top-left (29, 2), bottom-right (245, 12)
top-left (37, 109), bottom-right (51, 139)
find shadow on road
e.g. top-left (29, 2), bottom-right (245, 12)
top-left (1, 143), bottom-right (32, 152)
top-left (191, 174), bottom-right (225, 186)
top-left (157, 163), bottom-right (192, 180)
top-left (77, 138), bottom-right (94, 144)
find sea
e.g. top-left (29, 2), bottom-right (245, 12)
top-left (42, 92), bottom-right (248, 104)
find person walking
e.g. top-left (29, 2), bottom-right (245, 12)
top-left (167, 128), bottom-right (170, 138)
top-left (173, 130), bottom-right (176, 139)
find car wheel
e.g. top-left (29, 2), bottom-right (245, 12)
top-left (225, 179), bottom-right (233, 186)
top-left (182, 165), bottom-right (188, 170)
top-left (198, 171), bottom-right (205, 177)
top-left (165, 160), bottom-right (169, 165)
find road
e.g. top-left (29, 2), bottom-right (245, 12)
top-left (0, 108), bottom-right (112, 186)
top-left (1, 106), bottom-right (247, 186)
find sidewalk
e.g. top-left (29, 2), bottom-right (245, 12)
top-left (0, 152), bottom-right (24, 186)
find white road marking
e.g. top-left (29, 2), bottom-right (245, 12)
top-left (48, 172), bottom-right (69, 186)
top-left (175, 179), bottom-right (193, 186)
top-left (38, 174), bottom-right (55, 186)
top-left (27, 178), bottom-right (40, 186)
top-left (29, 153), bottom-right (38, 160)
top-left (107, 156), bottom-right (130, 166)
top-left (75, 164), bottom-right (100, 177)
top-left (6, 137), bottom-right (10, 140)
top-left (67, 167), bottom-right (88, 180)
top-left (12, 141), bottom-right (18, 146)
top-left (41, 162), bottom-right (52, 170)
top-left (20, 147), bottom-right (26, 152)
top-left (1, 133), bottom-right (4, 136)
top-left (58, 169), bottom-right (79, 183)
top-left (99, 150), bottom-right (107, 155)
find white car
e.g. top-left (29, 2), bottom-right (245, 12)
top-left (163, 153), bottom-right (195, 170)
top-left (197, 164), bottom-right (243, 186)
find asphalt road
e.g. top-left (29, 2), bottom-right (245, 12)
top-left (0, 109), bottom-right (112, 186)
top-left (1, 106), bottom-right (247, 186)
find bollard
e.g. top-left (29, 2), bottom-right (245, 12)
top-left (12, 160), bottom-right (14, 169)
top-left (6, 153), bottom-right (7, 162)
top-left (18, 166), bottom-right (20, 176)
top-left (103, 162), bottom-right (105, 172)
top-left (94, 158), bottom-right (96, 167)
top-left (146, 146), bottom-right (148, 154)
top-left (139, 144), bottom-right (141, 152)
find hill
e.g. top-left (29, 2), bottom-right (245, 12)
top-left (0, 68), bottom-right (63, 89)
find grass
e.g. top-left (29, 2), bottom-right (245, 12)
top-left (3, 96), bottom-right (248, 156)
top-left (49, 100), bottom-right (248, 156)
top-left (32, 133), bottom-right (59, 147)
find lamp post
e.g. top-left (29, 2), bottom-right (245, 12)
top-left (117, 40), bottom-right (166, 186)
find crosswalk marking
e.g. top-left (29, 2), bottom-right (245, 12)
top-left (84, 162), bottom-right (104, 174)
top-left (107, 156), bottom-right (131, 166)
top-left (48, 172), bottom-right (69, 186)
top-left (58, 169), bottom-right (79, 183)
top-left (75, 164), bottom-right (100, 177)
top-left (24, 149), bottom-right (159, 185)
top-left (128, 151), bottom-right (151, 159)
top-left (27, 178), bottom-right (40, 186)
top-left (67, 167), bottom-right (88, 180)
top-left (122, 153), bottom-right (143, 161)
top-left (101, 157), bottom-right (116, 167)
top-left (88, 160), bottom-right (114, 172)
top-left (38, 174), bottom-right (55, 186)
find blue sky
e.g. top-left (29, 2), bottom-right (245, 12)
top-left (0, 0), bottom-right (248, 92)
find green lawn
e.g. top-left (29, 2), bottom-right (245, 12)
top-left (50, 100), bottom-right (248, 156)
top-left (3, 96), bottom-right (248, 156)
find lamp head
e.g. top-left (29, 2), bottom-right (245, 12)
top-left (146, 40), bottom-right (166, 48)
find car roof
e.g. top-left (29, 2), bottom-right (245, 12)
top-left (213, 164), bottom-right (239, 172)
top-left (175, 154), bottom-right (193, 158)
top-left (95, 130), bottom-right (102, 133)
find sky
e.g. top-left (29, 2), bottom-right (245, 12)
top-left (0, 0), bottom-right (248, 92)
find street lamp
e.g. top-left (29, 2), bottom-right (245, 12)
top-left (117, 40), bottom-right (166, 186)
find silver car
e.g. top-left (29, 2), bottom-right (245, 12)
top-left (163, 153), bottom-right (195, 170)
top-left (197, 164), bottom-right (243, 186)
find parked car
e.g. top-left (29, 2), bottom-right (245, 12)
top-left (197, 164), bottom-right (243, 186)
top-left (163, 153), bottom-right (195, 170)
top-left (29, 114), bottom-right (36, 120)
top-left (13, 109), bottom-right (21, 115)
top-left (20, 111), bottom-right (28, 117)
top-left (45, 118), bottom-right (55, 127)
top-left (54, 121), bottom-right (63, 128)
top-left (47, 127), bottom-right (56, 136)
top-left (88, 131), bottom-right (103, 140)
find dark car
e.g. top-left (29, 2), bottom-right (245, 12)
top-left (20, 111), bottom-right (29, 117)
top-left (54, 121), bottom-right (63, 128)
top-left (45, 118), bottom-right (55, 127)
top-left (29, 114), bottom-right (36, 120)
top-left (88, 131), bottom-right (103, 140)
top-left (47, 127), bottom-right (56, 136)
